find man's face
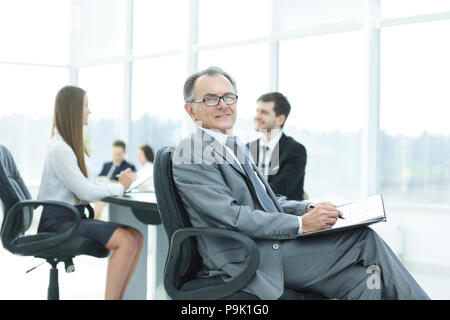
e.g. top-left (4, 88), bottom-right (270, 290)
top-left (112, 146), bottom-right (126, 164)
top-left (185, 74), bottom-right (237, 134)
top-left (254, 101), bottom-right (284, 132)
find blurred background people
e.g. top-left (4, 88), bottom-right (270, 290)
top-left (98, 140), bottom-right (136, 181)
top-left (247, 92), bottom-right (307, 201)
top-left (94, 140), bottom-right (136, 219)
top-left (136, 144), bottom-right (155, 191)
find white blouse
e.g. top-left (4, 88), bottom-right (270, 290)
top-left (37, 132), bottom-right (124, 205)
top-left (136, 161), bottom-right (154, 191)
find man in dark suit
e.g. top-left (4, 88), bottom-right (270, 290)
top-left (99, 140), bottom-right (136, 181)
top-left (95, 140), bottom-right (136, 219)
top-left (247, 92), bottom-right (306, 200)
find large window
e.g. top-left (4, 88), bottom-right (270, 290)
top-left (0, 65), bottom-right (69, 184)
top-left (133, 0), bottom-right (188, 55)
top-left (70, 0), bottom-right (127, 65)
top-left (273, 0), bottom-right (364, 32)
top-left (78, 64), bottom-right (124, 173)
top-left (380, 20), bottom-right (450, 205)
top-left (130, 55), bottom-right (186, 166)
top-left (279, 31), bottom-right (366, 201)
top-left (198, 44), bottom-right (270, 142)
top-left (0, 0), bottom-right (70, 65)
top-left (198, 0), bottom-right (271, 45)
top-left (0, 0), bottom-right (70, 186)
top-left (381, 0), bottom-right (450, 19)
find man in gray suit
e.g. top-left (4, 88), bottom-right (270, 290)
top-left (172, 66), bottom-right (429, 300)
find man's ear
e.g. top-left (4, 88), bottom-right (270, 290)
top-left (185, 103), bottom-right (197, 121)
top-left (277, 114), bottom-right (286, 128)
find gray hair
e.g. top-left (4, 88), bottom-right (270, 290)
top-left (183, 66), bottom-right (238, 102)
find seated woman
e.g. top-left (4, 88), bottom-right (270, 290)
top-left (37, 85), bottom-right (143, 300)
top-left (136, 144), bottom-right (154, 191)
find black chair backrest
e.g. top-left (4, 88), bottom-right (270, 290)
top-left (0, 145), bottom-right (33, 241)
top-left (153, 146), bottom-right (202, 286)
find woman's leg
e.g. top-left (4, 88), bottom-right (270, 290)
top-left (119, 227), bottom-right (144, 299)
top-left (93, 201), bottom-right (108, 220)
top-left (105, 227), bottom-right (138, 300)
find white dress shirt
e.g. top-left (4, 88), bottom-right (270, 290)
top-left (199, 127), bottom-right (303, 235)
top-left (37, 131), bottom-right (124, 205)
top-left (258, 131), bottom-right (283, 175)
top-left (136, 161), bottom-right (154, 190)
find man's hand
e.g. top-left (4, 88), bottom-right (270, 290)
top-left (302, 202), bottom-right (343, 234)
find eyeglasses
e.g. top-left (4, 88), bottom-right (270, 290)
top-left (189, 93), bottom-right (238, 107)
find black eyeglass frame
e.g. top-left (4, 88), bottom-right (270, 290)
top-left (188, 93), bottom-right (238, 107)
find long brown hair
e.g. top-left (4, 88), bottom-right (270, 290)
top-left (52, 85), bottom-right (89, 178)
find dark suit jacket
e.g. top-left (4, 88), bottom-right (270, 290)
top-left (98, 160), bottom-right (136, 181)
top-left (247, 133), bottom-right (307, 201)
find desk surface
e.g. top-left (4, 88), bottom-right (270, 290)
top-left (103, 191), bottom-right (158, 211)
top-left (103, 191), bottom-right (161, 225)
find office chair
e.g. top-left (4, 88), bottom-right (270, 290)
top-left (153, 146), bottom-right (325, 300)
top-left (0, 145), bottom-right (109, 300)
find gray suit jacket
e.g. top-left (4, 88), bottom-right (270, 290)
top-left (172, 128), bottom-right (310, 299)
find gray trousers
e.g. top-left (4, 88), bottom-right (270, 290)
top-left (281, 227), bottom-right (430, 299)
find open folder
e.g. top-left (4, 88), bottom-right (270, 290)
top-left (299, 194), bottom-right (387, 238)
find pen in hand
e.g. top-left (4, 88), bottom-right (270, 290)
top-left (309, 204), bottom-right (345, 219)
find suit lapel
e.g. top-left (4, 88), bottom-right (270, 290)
top-left (197, 128), bottom-right (246, 177)
top-left (197, 128), bottom-right (282, 212)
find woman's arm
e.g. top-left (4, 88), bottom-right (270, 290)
top-left (49, 141), bottom-right (124, 202)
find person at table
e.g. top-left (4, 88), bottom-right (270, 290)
top-left (136, 144), bottom-right (155, 191)
top-left (98, 140), bottom-right (136, 182)
top-left (95, 141), bottom-right (136, 218)
top-left (37, 85), bottom-right (143, 300)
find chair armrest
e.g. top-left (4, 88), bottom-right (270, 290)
top-left (1, 200), bottom-right (81, 255)
top-left (75, 203), bottom-right (94, 219)
top-left (165, 227), bottom-right (260, 300)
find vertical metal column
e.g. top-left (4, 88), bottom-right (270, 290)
top-left (362, 0), bottom-right (381, 197)
top-left (269, 0), bottom-right (279, 91)
top-left (122, 0), bottom-right (134, 144)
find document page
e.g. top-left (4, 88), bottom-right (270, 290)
top-left (125, 170), bottom-right (153, 192)
top-left (332, 194), bottom-right (386, 229)
top-left (299, 194), bottom-right (386, 237)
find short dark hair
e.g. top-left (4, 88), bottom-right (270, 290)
top-left (257, 92), bottom-right (291, 128)
top-left (139, 144), bottom-right (154, 163)
top-left (183, 66), bottom-right (237, 102)
top-left (113, 140), bottom-right (126, 151)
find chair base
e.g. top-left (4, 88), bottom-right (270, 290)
top-left (43, 257), bottom-right (76, 300)
top-left (48, 263), bottom-right (59, 300)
